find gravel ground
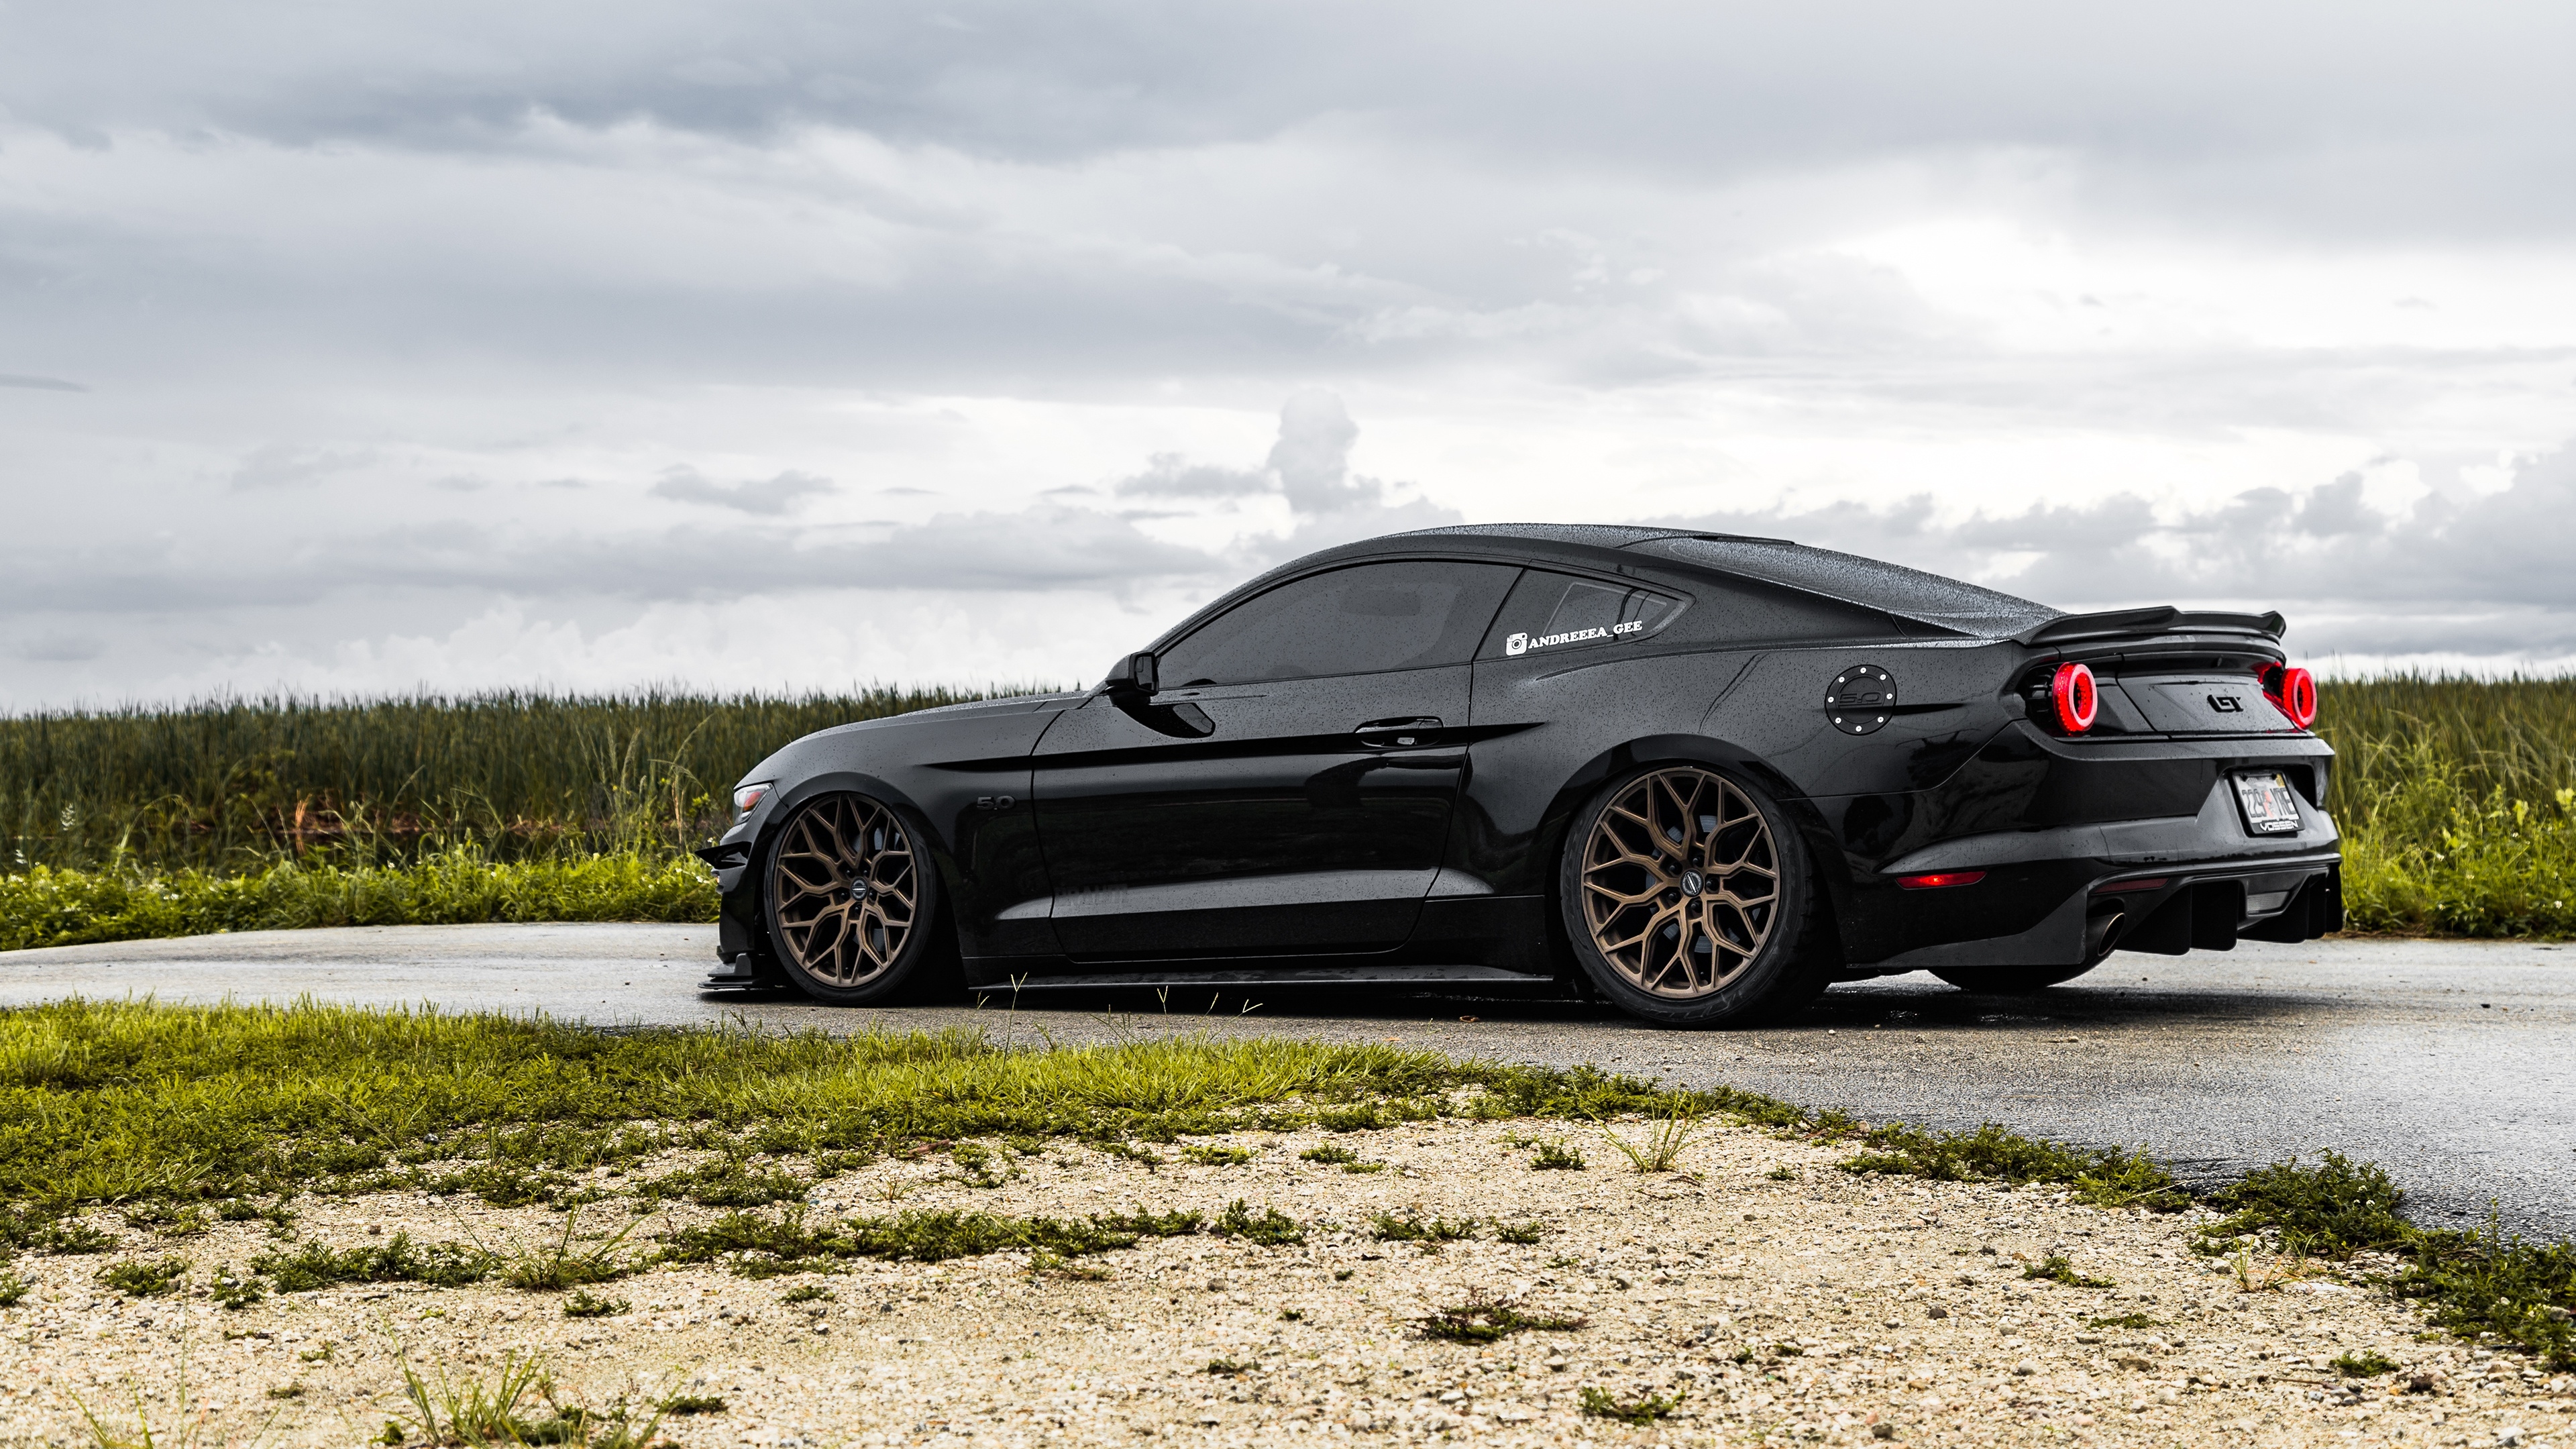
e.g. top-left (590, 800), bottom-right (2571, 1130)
top-left (4, 1116), bottom-right (2569, 1449)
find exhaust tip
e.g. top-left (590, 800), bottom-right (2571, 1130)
top-left (2085, 908), bottom-right (2127, 962)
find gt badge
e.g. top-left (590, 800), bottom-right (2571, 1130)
top-left (1825, 664), bottom-right (1896, 735)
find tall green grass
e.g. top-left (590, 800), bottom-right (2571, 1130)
top-left (0, 686), bottom-right (1012, 871)
top-left (2318, 678), bottom-right (2576, 936)
top-left (0, 676), bottom-right (2567, 947)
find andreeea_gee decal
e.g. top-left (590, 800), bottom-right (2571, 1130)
top-left (1505, 620), bottom-right (1645, 657)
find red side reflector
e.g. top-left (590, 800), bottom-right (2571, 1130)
top-left (2092, 877), bottom-right (2167, 894)
top-left (1896, 870), bottom-right (1986, 890)
top-left (2051, 661), bottom-right (2097, 732)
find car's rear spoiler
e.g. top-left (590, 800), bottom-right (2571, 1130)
top-left (2013, 606), bottom-right (2286, 647)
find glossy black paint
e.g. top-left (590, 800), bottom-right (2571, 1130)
top-left (706, 524), bottom-right (2341, 994)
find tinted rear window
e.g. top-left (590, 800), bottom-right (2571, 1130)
top-left (1481, 570), bottom-right (1680, 659)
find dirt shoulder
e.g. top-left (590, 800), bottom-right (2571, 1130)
top-left (5, 1116), bottom-right (2569, 1448)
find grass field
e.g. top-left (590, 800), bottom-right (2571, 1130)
top-left (0, 676), bottom-right (2569, 949)
top-left (0, 1000), bottom-right (2563, 1367)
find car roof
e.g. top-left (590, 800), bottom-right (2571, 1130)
top-left (1332, 523), bottom-right (2061, 638)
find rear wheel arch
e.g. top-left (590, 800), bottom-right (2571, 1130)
top-left (1542, 743), bottom-right (1842, 1026)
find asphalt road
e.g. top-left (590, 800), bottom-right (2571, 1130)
top-left (7, 924), bottom-right (2571, 1239)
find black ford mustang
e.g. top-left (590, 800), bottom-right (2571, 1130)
top-left (698, 524), bottom-right (2339, 1026)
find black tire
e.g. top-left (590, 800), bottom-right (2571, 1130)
top-left (761, 791), bottom-right (955, 1006)
top-left (1558, 762), bottom-right (1835, 1027)
top-left (1931, 962), bottom-right (2101, 994)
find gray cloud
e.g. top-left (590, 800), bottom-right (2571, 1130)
top-left (7, 3), bottom-right (2574, 240)
top-left (1119, 390), bottom-right (1466, 558)
top-left (1654, 447), bottom-right (2576, 658)
top-left (650, 468), bottom-right (837, 514)
top-left (230, 445), bottom-right (376, 492)
top-left (2, 3), bottom-right (2571, 704)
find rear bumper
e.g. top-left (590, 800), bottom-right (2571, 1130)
top-left (1855, 853), bottom-right (2339, 974)
top-left (1843, 769), bottom-right (2343, 972)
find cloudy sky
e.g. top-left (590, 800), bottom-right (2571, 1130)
top-left (5, 1), bottom-right (2573, 708)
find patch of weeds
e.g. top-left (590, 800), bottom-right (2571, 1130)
top-left (2023, 1254), bottom-right (2114, 1289)
top-left (637, 1157), bottom-right (807, 1209)
top-left (1183, 1145), bottom-right (1252, 1166)
top-left (1840, 1122), bottom-right (2189, 1211)
top-left (267, 1383), bottom-right (305, 1400)
top-left (949, 1142), bottom-right (1013, 1189)
top-left (1603, 1113), bottom-right (1699, 1173)
top-left (1495, 1222), bottom-right (1548, 1245)
top-left (1415, 1291), bottom-right (1587, 1343)
top-left (2086, 1313), bottom-right (2160, 1330)
top-left (1299, 1144), bottom-right (1359, 1165)
top-left (42, 1220), bottom-right (117, 1254)
top-left (2202, 1152), bottom-right (2410, 1259)
top-left (561, 1289), bottom-right (628, 1318)
top-left (810, 1149), bottom-right (876, 1179)
top-left (2334, 1350), bottom-right (2398, 1377)
top-left (1205, 1358), bottom-right (1252, 1375)
top-left (300, 1342), bottom-right (337, 1363)
top-left (1514, 1134), bottom-right (1576, 1165)
top-left (1578, 1386), bottom-right (1687, 1425)
top-left (1279, 1307), bottom-right (1303, 1322)
top-left (120, 1201), bottom-right (209, 1236)
top-left (2391, 1218), bottom-right (2576, 1368)
top-left (1313, 1105), bottom-right (1385, 1132)
top-left (1771, 1342), bottom-right (1806, 1358)
top-left (1764, 1166), bottom-right (1799, 1181)
top-left (391, 1346), bottom-right (564, 1446)
top-left (1339, 1161), bottom-right (1386, 1175)
top-left (657, 1393), bottom-right (725, 1415)
top-left (1544, 1254), bottom-right (1582, 1270)
top-left (1005, 1136), bottom-right (1047, 1157)
top-left (99, 1256), bottom-right (191, 1297)
top-left (1333, 1267), bottom-right (1355, 1281)
top-left (1030, 1249), bottom-right (1112, 1281)
top-left (419, 1162), bottom-right (578, 1210)
top-left (1372, 1212), bottom-right (1477, 1245)
top-left (210, 1265), bottom-right (266, 1309)
top-left (664, 1205), bottom-right (1205, 1275)
top-left (255, 1233), bottom-right (501, 1291)
top-left (1094, 1140), bottom-right (1167, 1170)
top-left (505, 1211), bottom-right (649, 1290)
top-left (2229, 1246), bottom-right (2326, 1295)
top-left (1214, 1200), bottom-right (1305, 1248)
top-left (779, 1283), bottom-right (834, 1304)
top-left (0, 1271), bottom-right (26, 1307)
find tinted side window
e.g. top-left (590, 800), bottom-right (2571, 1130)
top-left (1481, 570), bottom-right (1680, 659)
top-left (1159, 561), bottom-right (1521, 686)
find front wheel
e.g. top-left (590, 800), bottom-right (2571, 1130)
top-left (1558, 763), bottom-right (1835, 1027)
top-left (763, 791), bottom-right (952, 1006)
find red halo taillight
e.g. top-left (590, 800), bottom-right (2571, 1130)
top-left (2050, 661), bottom-right (2098, 733)
top-left (2262, 664), bottom-right (2318, 729)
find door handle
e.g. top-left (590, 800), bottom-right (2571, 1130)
top-left (1354, 717), bottom-right (1443, 748)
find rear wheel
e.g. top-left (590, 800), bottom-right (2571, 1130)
top-left (763, 791), bottom-right (951, 1005)
top-left (1559, 763), bottom-right (1833, 1026)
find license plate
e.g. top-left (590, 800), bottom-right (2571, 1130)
top-left (2232, 770), bottom-right (2302, 836)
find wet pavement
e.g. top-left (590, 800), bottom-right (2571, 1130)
top-left (7, 924), bottom-right (2569, 1238)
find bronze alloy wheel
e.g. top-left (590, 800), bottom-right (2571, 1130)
top-left (1578, 765), bottom-right (1781, 999)
top-left (768, 793), bottom-right (920, 988)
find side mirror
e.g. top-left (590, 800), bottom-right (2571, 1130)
top-left (1106, 650), bottom-right (1159, 700)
